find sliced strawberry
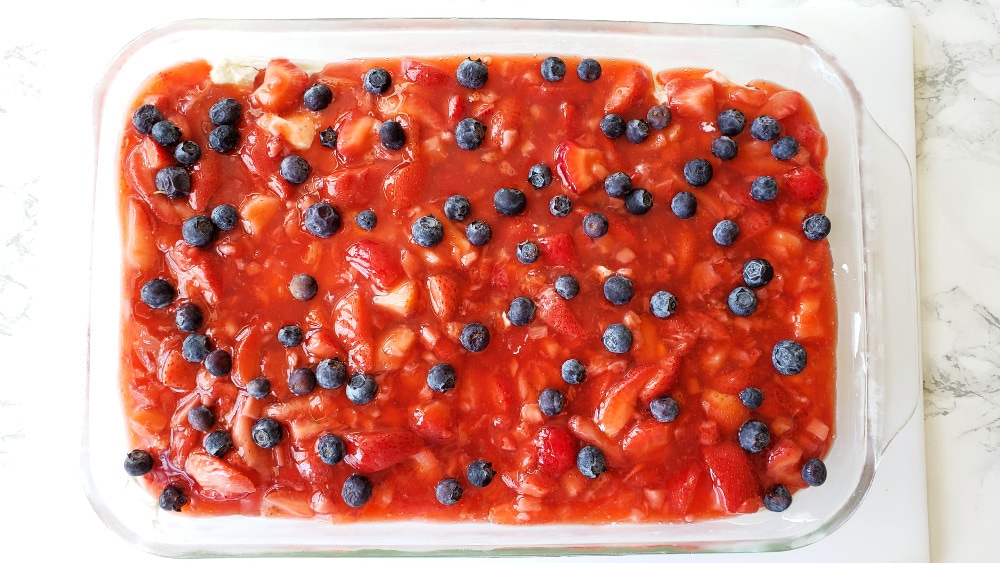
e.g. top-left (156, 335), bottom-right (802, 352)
top-left (427, 274), bottom-right (459, 319)
top-left (123, 198), bottom-right (158, 270)
top-left (447, 94), bottom-right (465, 124)
top-left (382, 160), bottom-right (426, 215)
top-left (400, 58), bottom-right (448, 86)
top-left (760, 90), bottom-right (802, 120)
top-left (411, 401), bottom-right (455, 442)
top-left (158, 347), bottom-right (196, 390)
top-left (604, 65), bottom-right (651, 115)
top-left (304, 328), bottom-right (345, 359)
top-left (727, 85), bottom-right (768, 108)
top-left (375, 325), bottom-right (417, 370)
top-left (250, 59), bottom-right (309, 114)
top-left (534, 425), bottom-right (578, 477)
top-left (262, 488), bottom-right (315, 518)
top-left (765, 437), bottom-right (804, 484)
top-left (738, 209), bottom-right (773, 240)
top-left (184, 451), bottom-right (256, 500)
top-left (164, 241), bottom-right (222, 307)
top-left (554, 141), bottom-right (607, 194)
top-left (665, 462), bottom-right (703, 515)
top-left (537, 232), bottom-right (578, 269)
top-left (322, 166), bottom-right (375, 208)
top-left (702, 442), bottom-right (763, 513)
top-left (534, 287), bottom-right (586, 341)
top-left (336, 113), bottom-right (379, 161)
top-left (637, 356), bottom-right (682, 404)
top-left (784, 166), bottom-right (826, 203)
top-left (371, 281), bottom-right (419, 317)
top-left (333, 289), bottom-right (375, 373)
top-left (343, 430), bottom-right (423, 473)
top-left (346, 239), bottom-right (405, 291)
top-left (667, 79), bottom-right (716, 120)
top-left (594, 363), bottom-right (657, 437)
top-left (621, 420), bottom-right (671, 461)
top-left (701, 389), bottom-right (747, 434)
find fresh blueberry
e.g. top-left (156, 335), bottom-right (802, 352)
top-left (650, 396), bottom-right (679, 422)
top-left (444, 195), bottom-right (471, 221)
top-left (625, 188), bottom-right (653, 215)
top-left (494, 188), bottom-right (527, 216)
top-left (211, 204), bottom-right (239, 231)
top-left (577, 58), bottom-right (602, 82)
top-left (528, 163), bottom-right (552, 189)
top-left (182, 334), bottom-right (211, 363)
top-left (773, 339), bottom-right (807, 375)
top-left (288, 367), bottom-right (317, 396)
top-left (516, 241), bottom-right (539, 264)
top-left (549, 194), bottom-right (572, 217)
top-left (802, 457), bottom-right (828, 486)
top-left (436, 478), bottom-right (464, 505)
top-left (728, 286), bottom-right (759, 316)
top-left (582, 212), bottom-right (609, 238)
top-left (124, 449), bottom-right (155, 476)
top-left (670, 191), bottom-right (697, 219)
top-left (455, 118), bottom-right (486, 150)
top-left (538, 388), bottom-right (566, 416)
top-left (174, 302), bottom-right (202, 332)
top-left (208, 124), bottom-right (240, 153)
top-left (743, 258), bottom-right (774, 288)
top-left (356, 209), bottom-right (377, 231)
top-left (132, 104), bottom-right (163, 134)
top-left (252, 417), bottom-right (283, 449)
top-left (182, 215), bottom-right (215, 247)
top-left (342, 474), bottom-right (374, 507)
top-left (346, 373), bottom-right (378, 404)
top-left (151, 120), bottom-right (182, 147)
top-left (304, 202), bottom-right (341, 238)
top-left (561, 359), bottom-right (587, 385)
top-left (650, 290), bottom-right (678, 319)
top-left (711, 136), bottom-right (738, 160)
top-left (718, 109), bottom-right (746, 136)
top-left (467, 459), bottom-right (495, 487)
top-left (465, 220), bottom-right (492, 246)
top-left (577, 445), bottom-right (606, 478)
top-left (603, 275), bottom-right (634, 306)
top-left (319, 126), bottom-right (338, 149)
top-left (603, 323), bottom-right (633, 354)
top-left (159, 484), bottom-right (188, 512)
top-left (316, 358), bottom-right (347, 390)
top-left (173, 140), bottom-right (201, 165)
top-left (750, 115), bottom-right (781, 141)
top-left (280, 155), bottom-right (310, 184)
top-left (540, 56), bottom-right (566, 82)
top-left (739, 387), bottom-right (765, 409)
top-left (626, 119), bottom-right (650, 143)
top-left (379, 120), bottom-right (406, 150)
top-left (140, 278), bottom-right (174, 309)
top-left (508, 296), bottom-right (536, 326)
top-left (750, 175), bottom-right (778, 202)
top-left (303, 83), bottom-right (333, 111)
top-left (802, 213), bottom-right (831, 241)
top-left (277, 325), bottom-right (303, 347)
top-left (155, 166), bottom-right (191, 199)
top-left (683, 158), bottom-right (713, 187)
top-left (771, 135), bottom-right (799, 160)
top-left (460, 323), bottom-right (491, 352)
top-left (246, 377), bottom-right (271, 399)
top-left (763, 484), bottom-right (792, 512)
top-left (456, 58), bottom-right (488, 88)
top-left (289, 273), bottom-right (318, 301)
top-left (363, 67), bottom-right (392, 94)
top-left (427, 363), bottom-right (456, 393)
top-left (713, 219), bottom-right (740, 246)
top-left (187, 405), bottom-right (215, 431)
top-left (600, 114), bottom-right (626, 139)
top-left (209, 98), bottom-right (241, 126)
top-left (316, 433), bottom-right (346, 465)
top-left (204, 430), bottom-right (233, 458)
top-left (604, 172), bottom-right (632, 198)
top-left (204, 349), bottom-right (232, 377)
top-left (738, 420), bottom-right (771, 453)
top-left (411, 215), bottom-right (445, 247)
top-left (555, 275), bottom-right (580, 300)
top-left (646, 105), bottom-right (671, 130)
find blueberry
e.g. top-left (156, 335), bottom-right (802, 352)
top-left (711, 136), bottom-right (738, 160)
top-left (140, 278), bottom-right (174, 309)
top-left (494, 188), bottom-right (527, 216)
top-left (187, 405), bottom-right (215, 431)
top-left (379, 120), bottom-right (406, 150)
top-left (763, 484), bottom-right (792, 512)
top-left (151, 120), bottom-right (181, 147)
top-left (467, 459), bottom-right (495, 487)
top-left (650, 396), bottom-right (679, 422)
top-left (577, 445), bottom-right (606, 478)
top-left (427, 363), bottom-right (456, 393)
top-left (124, 449), bottom-right (155, 476)
top-left (342, 474), bottom-right (374, 507)
top-left (540, 56), bottom-right (566, 82)
top-left (173, 140), bottom-right (201, 165)
top-left (738, 420), bottom-right (771, 453)
top-left (625, 188), bottom-right (653, 215)
top-left (444, 195), bottom-right (471, 221)
top-left (411, 215), bottom-right (445, 247)
top-left (538, 388), bottom-right (566, 416)
top-left (317, 433), bottom-right (346, 465)
top-left (602, 323), bottom-right (633, 354)
top-left (625, 119), bottom-right (650, 143)
top-left (456, 58), bottom-right (488, 88)
top-left (182, 334), bottom-right (211, 363)
top-left (288, 367), bottom-right (317, 396)
top-left (715, 108), bottom-right (745, 135)
top-left (182, 215), bottom-right (215, 247)
top-left (528, 163), bottom-right (552, 189)
top-left (750, 115), bottom-right (781, 141)
top-left (319, 126), bottom-right (338, 149)
top-left (650, 290), bottom-right (678, 319)
top-left (577, 58), bottom-right (602, 82)
top-left (683, 159), bottom-right (713, 187)
top-left (600, 114), bottom-right (626, 139)
top-left (460, 323), bottom-right (491, 352)
top-left (604, 172), bottom-right (632, 198)
top-left (363, 67), bottom-right (392, 94)
top-left (204, 349), bottom-right (232, 377)
top-left (750, 176), bottom-right (778, 202)
top-left (204, 430), bottom-right (233, 458)
top-left (455, 118), bottom-right (486, 150)
top-left (802, 457), bottom-right (828, 486)
top-left (561, 359), bottom-right (587, 385)
top-left (316, 358), bottom-right (347, 390)
top-left (465, 220), bottom-right (492, 246)
top-left (555, 275), bottom-right (580, 300)
top-left (356, 209), bottom-right (377, 231)
top-left (582, 212), bottom-right (609, 238)
top-left (728, 286), bottom-right (758, 316)
top-left (132, 104), bottom-right (163, 134)
top-left (803, 213), bottom-right (831, 241)
top-left (159, 484), bottom-right (188, 512)
top-left (739, 387), bottom-right (764, 409)
top-left (603, 275), bottom-right (634, 306)
top-left (713, 219), bottom-right (740, 246)
top-left (346, 373), bottom-right (378, 405)
top-left (246, 377), bottom-right (271, 399)
top-left (743, 258), bottom-right (774, 288)
top-left (304, 202), bottom-right (342, 238)
top-left (646, 105), bottom-right (672, 130)
top-left (252, 417), bottom-right (283, 449)
top-left (516, 241), bottom-right (539, 264)
top-left (436, 478), bottom-right (464, 505)
top-left (508, 296), bottom-right (536, 326)
top-left (208, 124), bottom-right (240, 153)
top-left (280, 155), bottom-right (310, 184)
top-left (303, 83), bottom-right (333, 111)
top-left (773, 339), bottom-right (807, 375)
top-left (671, 191), bottom-right (697, 219)
top-left (155, 166), bottom-right (191, 199)
top-left (211, 204), bottom-right (239, 231)
top-left (549, 195), bottom-right (572, 217)
top-left (771, 135), bottom-right (799, 160)
top-left (277, 325), bottom-right (303, 347)
top-left (289, 273), bottom-right (318, 301)
top-left (209, 98), bottom-right (241, 126)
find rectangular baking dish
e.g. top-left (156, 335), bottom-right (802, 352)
top-left (85, 18), bottom-right (918, 556)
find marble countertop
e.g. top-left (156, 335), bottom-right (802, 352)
top-left (0, 0), bottom-right (994, 561)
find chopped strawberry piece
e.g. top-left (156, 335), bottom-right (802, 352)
top-left (620, 420), bottom-right (671, 460)
top-left (665, 462), bottom-right (703, 515)
top-left (595, 363), bottom-right (660, 437)
top-left (760, 90), bottom-right (802, 120)
top-left (400, 58), bottom-right (448, 86)
top-left (250, 59), bottom-right (309, 113)
top-left (322, 167), bottom-right (375, 208)
top-left (346, 239), bottom-right (405, 291)
top-left (765, 437), bottom-right (804, 484)
top-left (382, 160), bottom-right (426, 215)
top-left (534, 426), bottom-right (578, 477)
top-left (343, 430), bottom-right (423, 473)
top-left (537, 232), bottom-right (578, 269)
top-left (702, 442), bottom-right (763, 513)
top-left (554, 141), bottom-right (607, 194)
top-left (534, 287), bottom-right (586, 341)
top-left (667, 79), bottom-right (716, 120)
top-left (604, 65), bottom-right (652, 115)
top-left (411, 402), bottom-right (455, 442)
top-left (701, 389), bottom-right (748, 434)
top-left (184, 451), bottom-right (256, 500)
top-left (164, 241), bottom-right (222, 307)
top-left (335, 113), bottom-right (379, 161)
top-left (333, 290), bottom-right (375, 373)
top-left (784, 166), bottom-right (826, 203)
top-left (427, 274), bottom-right (459, 319)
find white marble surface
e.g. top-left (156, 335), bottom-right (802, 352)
top-left (0, 0), bottom-right (994, 561)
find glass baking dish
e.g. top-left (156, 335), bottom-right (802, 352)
top-left (85, 18), bottom-right (918, 557)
